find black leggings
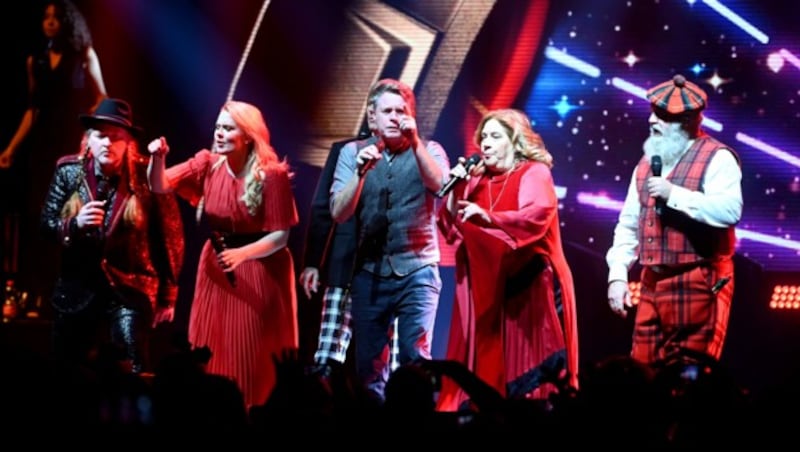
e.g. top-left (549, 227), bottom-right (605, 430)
top-left (53, 301), bottom-right (150, 373)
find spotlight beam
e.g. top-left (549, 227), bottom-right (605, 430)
top-left (544, 47), bottom-right (601, 78)
top-left (227, 0), bottom-right (271, 102)
top-left (699, 0), bottom-right (769, 44)
top-left (576, 191), bottom-right (800, 251)
top-left (736, 132), bottom-right (800, 168)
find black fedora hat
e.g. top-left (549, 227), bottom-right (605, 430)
top-left (79, 98), bottom-right (143, 136)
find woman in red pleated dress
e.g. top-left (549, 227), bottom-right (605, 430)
top-left (147, 100), bottom-right (299, 409)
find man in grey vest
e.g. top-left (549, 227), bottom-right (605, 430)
top-left (330, 78), bottom-right (450, 404)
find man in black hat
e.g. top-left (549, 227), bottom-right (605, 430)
top-left (40, 98), bottom-right (184, 374)
top-left (606, 74), bottom-right (743, 369)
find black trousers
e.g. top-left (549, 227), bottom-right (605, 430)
top-left (52, 295), bottom-right (151, 373)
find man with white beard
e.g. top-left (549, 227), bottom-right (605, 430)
top-left (605, 74), bottom-right (743, 370)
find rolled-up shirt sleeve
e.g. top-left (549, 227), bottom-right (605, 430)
top-left (665, 149), bottom-right (742, 227)
top-left (329, 141), bottom-right (358, 213)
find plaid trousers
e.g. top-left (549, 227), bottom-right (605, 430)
top-left (314, 286), bottom-right (352, 364)
top-left (314, 285), bottom-right (399, 370)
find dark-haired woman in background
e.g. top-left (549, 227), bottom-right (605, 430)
top-left (1, 0), bottom-right (107, 305)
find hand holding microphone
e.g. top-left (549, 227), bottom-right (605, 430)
top-left (73, 181), bottom-right (109, 239)
top-left (75, 200), bottom-right (108, 231)
top-left (93, 177), bottom-right (112, 237)
top-left (649, 155), bottom-right (669, 215)
top-left (436, 154), bottom-right (483, 198)
top-left (210, 231), bottom-right (237, 287)
top-left (357, 138), bottom-right (384, 176)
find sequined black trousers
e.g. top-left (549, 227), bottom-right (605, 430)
top-left (52, 297), bottom-right (151, 373)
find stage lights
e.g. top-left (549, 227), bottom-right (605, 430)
top-left (761, 271), bottom-right (800, 311)
top-left (628, 281), bottom-right (642, 306)
top-left (769, 284), bottom-right (800, 310)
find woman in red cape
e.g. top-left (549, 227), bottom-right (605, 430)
top-left (436, 109), bottom-right (578, 411)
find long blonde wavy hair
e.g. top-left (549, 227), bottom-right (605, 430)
top-left (198, 100), bottom-right (290, 220)
top-left (473, 108), bottom-right (553, 168)
top-left (60, 128), bottom-right (144, 228)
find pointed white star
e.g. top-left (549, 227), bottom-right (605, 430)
top-left (706, 70), bottom-right (731, 90)
top-left (622, 51), bottom-right (640, 68)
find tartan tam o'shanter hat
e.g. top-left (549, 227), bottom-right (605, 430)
top-left (79, 98), bottom-right (144, 136)
top-left (646, 74), bottom-right (707, 116)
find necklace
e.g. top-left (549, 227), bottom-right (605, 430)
top-left (488, 175), bottom-right (508, 212)
top-left (487, 161), bottom-right (519, 212)
top-left (488, 172), bottom-right (511, 212)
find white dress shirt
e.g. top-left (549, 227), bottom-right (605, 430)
top-left (606, 142), bottom-right (743, 283)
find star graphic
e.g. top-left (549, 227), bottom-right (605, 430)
top-left (552, 95), bottom-right (577, 118)
top-left (706, 70), bottom-right (731, 90)
top-left (622, 51), bottom-right (640, 68)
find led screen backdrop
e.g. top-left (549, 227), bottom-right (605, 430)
top-left (523, 0), bottom-right (799, 272)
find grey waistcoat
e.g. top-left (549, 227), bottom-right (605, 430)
top-left (356, 142), bottom-right (440, 277)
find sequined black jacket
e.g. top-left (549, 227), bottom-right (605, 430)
top-left (40, 153), bottom-right (184, 311)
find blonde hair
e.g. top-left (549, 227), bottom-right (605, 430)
top-left (199, 100), bottom-right (289, 219)
top-left (59, 131), bottom-right (91, 219)
top-left (474, 109), bottom-right (553, 168)
top-left (61, 128), bottom-right (143, 229)
top-left (122, 140), bottom-right (145, 228)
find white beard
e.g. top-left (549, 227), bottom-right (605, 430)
top-left (643, 124), bottom-right (691, 168)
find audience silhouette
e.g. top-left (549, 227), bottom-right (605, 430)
top-left (0, 322), bottom-right (774, 446)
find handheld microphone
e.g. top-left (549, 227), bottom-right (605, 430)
top-left (436, 154), bottom-right (482, 198)
top-left (357, 137), bottom-right (384, 177)
top-left (650, 155), bottom-right (665, 215)
top-left (95, 177), bottom-right (111, 202)
top-left (358, 157), bottom-right (376, 177)
top-left (94, 177), bottom-right (112, 237)
top-left (210, 231), bottom-right (237, 287)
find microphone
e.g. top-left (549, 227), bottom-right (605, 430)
top-left (357, 158), bottom-right (376, 177)
top-left (95, 177), bottom-right (112, 237)
top-left (95, 177), bottom-right (111, 203)
top-left (650, 155), bottom-right (665, 215)
top-left (357, 137), bottom-right (384, 177)
top-left (210, 231), bottom-right (237, 287)
top-left (436, 154), bottom-right (482, 198)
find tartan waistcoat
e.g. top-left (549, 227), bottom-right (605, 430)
top-left (636, 135), bottom-right (738, 266)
